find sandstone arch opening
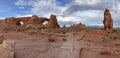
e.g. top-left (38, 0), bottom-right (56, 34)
top-left (16, 21), bottom-right (24, 26)
top-left (42, 21), bottom-right (48, 25)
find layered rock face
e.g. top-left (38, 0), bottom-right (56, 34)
top-left (103, 8), bottom-right (113, 32)
top-left (46, 15), bottom-right (60, 29)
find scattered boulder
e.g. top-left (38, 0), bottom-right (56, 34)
top-left (48, 38), bottom-right (55, 42)
top-left (103, 8), bottom-right (113, 33)
top-left (46, 15), bottom-right (60, 29)
top-left (0, 34), bottom-right (4, 44)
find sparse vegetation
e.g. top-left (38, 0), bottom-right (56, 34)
top-left (29, 31), bottom-right (37, 35)
top-left (102, 36), bottom-right (107, 43)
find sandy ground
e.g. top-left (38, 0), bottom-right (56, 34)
top-left (1, 29), bottom-right (120, 58)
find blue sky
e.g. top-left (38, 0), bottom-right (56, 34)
top-left (0, 0), bottom-right (120, 27)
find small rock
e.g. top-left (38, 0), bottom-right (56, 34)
top-left (48, 38), bottom-right (55, 42)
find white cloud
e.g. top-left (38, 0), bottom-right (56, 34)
top-left (15, 0), bottom-right (26, 6)
top-left (75, 10), bottom-right (102, 17)
top-left (28, 0), bottom-right (58, 14)
top-left (0, 18), bottom-right (5, 20)
top-left (19, 7), bottom-right (25, 9)
top-left (15, 0), bottom-right (63, 15)
top-left (75, 0), bottom-right (100, 5)
top-left (15, 14), bottom-right (33, 18)
top-left (58, 16), bottom-right (76, 22)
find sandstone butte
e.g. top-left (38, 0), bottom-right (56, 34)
top-left (103, 8), bottom-right (113, 33)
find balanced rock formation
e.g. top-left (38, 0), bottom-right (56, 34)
top-left (103, 8), bottom-right (113, 32)
top-left (46, 15), bottom-right (60, 29)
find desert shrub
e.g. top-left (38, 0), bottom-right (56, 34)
top-left (102, 36), bottom-right (107, 43)
top-left (116, 28), bottom-right (120, 34)
top-left (41, 27), bottom-right (84, 34)
top-left (61, 31), bottom-right (66, 34)
top-left (109, 35), bottom-right (120, 40)
top-left (74, 27), bottom-right (83, 31)
top-left (28, 30), bottom-right (37, 35)
top-left (84, 27), bottom-right (96, 32)
top-left (36, 26), bottom-right (45, 33)
top-left (45, 29), bottom-right (65, 34)
top-left (16, 26), bottom-right (27, 32)
top-left (37, 26), bottom-right (42, 31)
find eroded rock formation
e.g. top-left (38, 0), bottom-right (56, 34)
top-left (103, 8), bottom-right (113, 32)
top-left (0, 15), bottom-right (60, 29)
top-left (71, 23), bottom-right (86, 28)
top-left (46, 15), bottom-right (60, 29)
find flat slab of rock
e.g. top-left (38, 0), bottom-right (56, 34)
top-left (0, 40), bottom-right (14, 58)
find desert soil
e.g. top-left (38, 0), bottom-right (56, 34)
top-left (1, 29), bottom-right (120, 58)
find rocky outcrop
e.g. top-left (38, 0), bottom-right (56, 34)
top-left (0, 40), bottom-right (14, 58)
top-left (103, 8), bottom-right (113, 33)
top-left (71, 23), bottom-right (85, 28)
top-left (46, 15), bottom-right (60, 29)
